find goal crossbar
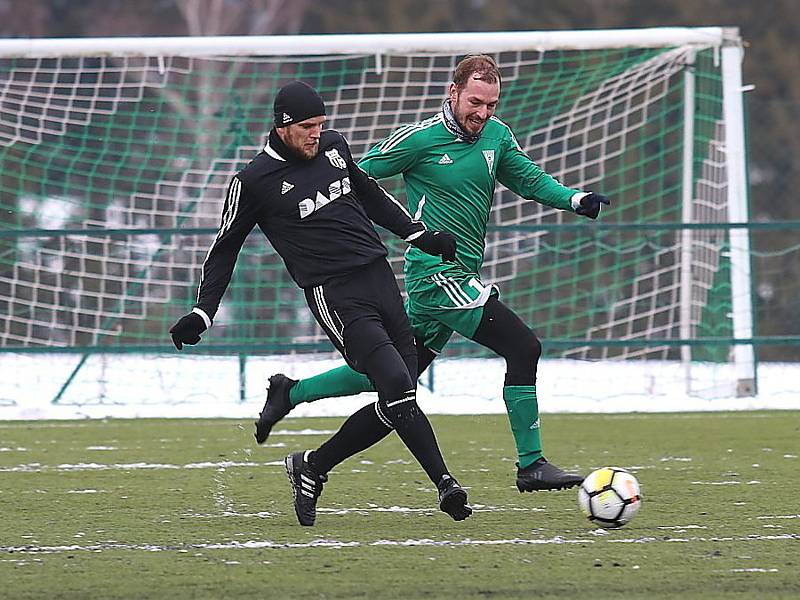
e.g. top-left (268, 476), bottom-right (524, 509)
top-left (0, 27), bottom-right (736, 58)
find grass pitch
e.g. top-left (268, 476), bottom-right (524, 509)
top-left (1, 411), bottom-right (799, 599)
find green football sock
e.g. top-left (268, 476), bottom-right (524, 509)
top-left (289, 365), bottom-right (374, 407)
top-left (502, 385), bottom-right (543, 469)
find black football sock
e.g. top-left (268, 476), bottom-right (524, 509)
top-left (383, 391), bottom-right (448, 484)
top-left (310, 402), bottom-right (392, 476)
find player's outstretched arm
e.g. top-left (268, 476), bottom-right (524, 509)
top-left (170, 175), bottom-right (256, 350)
top-left (571, 192), bottom-right (610, 219)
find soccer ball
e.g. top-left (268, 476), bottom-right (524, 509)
top-left (577, 467), bottom-right (641, 528)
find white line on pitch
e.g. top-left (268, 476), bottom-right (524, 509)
top-left (2, 533), bottom-right (798, 555)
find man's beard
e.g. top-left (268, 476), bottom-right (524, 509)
top-left (288, 141), bottom-right (318, 160)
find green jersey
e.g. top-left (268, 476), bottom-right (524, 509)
top-left (358, 112), bottom-right (580, 281)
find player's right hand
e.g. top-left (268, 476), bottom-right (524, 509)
top-left (410, 230), bottom-right (458, 262)
top-left (169, 312), bottom-right (208, 350)
top-left (574, 192), bottom-right (610, 219)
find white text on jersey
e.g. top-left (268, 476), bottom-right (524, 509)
top-left (298, 176), bottom-right (351, 219)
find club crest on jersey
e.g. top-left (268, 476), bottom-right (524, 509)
top-left (325, 148), bottom-right (347, 169)
top-left (298, 176), bottom-right (351, 218)
top-left (482, 150), bottom-right (495, 173)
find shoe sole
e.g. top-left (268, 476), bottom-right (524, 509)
top-left (285, 454), bottom-right (315, 526)
top-left (439, 488), bottom-right (472, 521)
top-left (516, 479), bottom-right (583, 493)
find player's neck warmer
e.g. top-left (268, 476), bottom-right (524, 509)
top-left (441, 99), bottom-right (480, 144)
top-left (267, 128), bottom-right (306, 162)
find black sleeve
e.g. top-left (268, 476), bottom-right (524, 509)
top-left (193, 175), bottom-right (258, 323)
top-left (341, 135), bottom-right (425, 241)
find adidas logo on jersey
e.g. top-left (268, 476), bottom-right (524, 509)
top-left (438, 153), bottom-right (453, 165)
top-left (281, 181), bottom-right (294, 194)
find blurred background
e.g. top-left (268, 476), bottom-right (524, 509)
top-left (1, 0), bottom-right (796, 358)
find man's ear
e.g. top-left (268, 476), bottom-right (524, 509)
top-left (448, 82), bottom-right (458, 103)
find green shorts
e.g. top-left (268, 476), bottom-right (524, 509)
top-left (404, 267), bottom-right (499, 354)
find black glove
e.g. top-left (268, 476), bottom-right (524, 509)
top-left (169, 312), bottom-right (208, 350)
top-left (574, 192), bottom-right (610, 219)
top-left (410, 230), bottom-right (457, 262)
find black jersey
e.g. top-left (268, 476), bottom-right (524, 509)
top-left (194, 128), bottom-right (425, 323)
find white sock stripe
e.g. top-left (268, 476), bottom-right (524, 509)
top-left (386, 396), bottom-right (415, 408)
top-left (313, 286), bottom-right (343, 346)
top-left (373, 401), bottom-right (393, 428)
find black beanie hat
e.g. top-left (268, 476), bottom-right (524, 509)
top-left (273, 81), bottom-right (326, 127)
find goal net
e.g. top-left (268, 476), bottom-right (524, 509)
top-left (0, 29), bottom-right (757, 412)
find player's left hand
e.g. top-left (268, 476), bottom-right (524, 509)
top-left (575, 192), bottom-right (610, 219)
top-left (411, 230), bottom-right (457, 262)
top-left (169, 312), bottom-right (208, 350)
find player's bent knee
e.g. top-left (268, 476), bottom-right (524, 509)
top-left (371, 369), bottom-right (415, 402)
top-left (378, 392), bottom-right (422, 427)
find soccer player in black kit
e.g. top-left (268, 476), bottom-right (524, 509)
top-left (169, 81), bottom-right (471, 526)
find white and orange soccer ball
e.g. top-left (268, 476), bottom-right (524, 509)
top-left (577, 467), bottom-right (642, 528)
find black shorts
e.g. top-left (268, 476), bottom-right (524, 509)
top-left (304, 258), bottom-right (415, 374)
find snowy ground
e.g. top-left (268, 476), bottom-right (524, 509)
top-left (1, 353), bottom-right (797, 420)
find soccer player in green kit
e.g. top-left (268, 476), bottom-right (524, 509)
top-left (256, 55), bottom-right (610, 492)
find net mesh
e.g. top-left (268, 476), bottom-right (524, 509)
top-left (0, 41), bottom-right (743, 403)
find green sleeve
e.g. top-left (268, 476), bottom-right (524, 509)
top-left (496, 128), bottom-right (579, 211)
top-left (356, 125), bottom-right (420, 178)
